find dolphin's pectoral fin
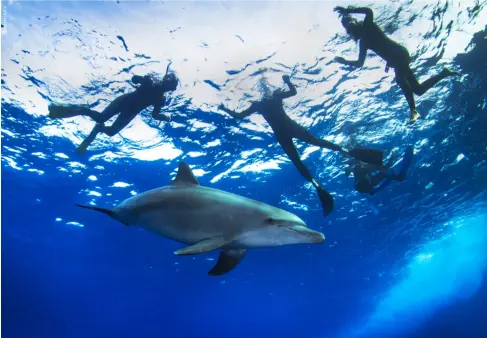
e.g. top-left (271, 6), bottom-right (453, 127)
top-left (171, 162), bottom-right (199, 186)
top-left (174, 236), bottom-right (231, 255)
top-left (208, 249), bottom-right (247, 276)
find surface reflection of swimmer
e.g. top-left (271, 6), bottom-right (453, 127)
top-left (346, 146), bottom-right (414, 195)
top-left (48, 66), bottom-right (178, 153)
top-left (333, 6), bottom-right (459, 124)
top-left (218, 74), bottom-right (385, 217)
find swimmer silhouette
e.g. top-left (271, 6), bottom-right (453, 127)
top-left (334, 6), bottom-right (459, 124)
top-left (48, 64), bottom-right (178, 153)
top-left (345, 146), bottom-right (414, 195)
top-left (219, 74), bottom-right (385, 217)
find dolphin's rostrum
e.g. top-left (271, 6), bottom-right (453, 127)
top-left (77, 162), bottom-right (325, 276)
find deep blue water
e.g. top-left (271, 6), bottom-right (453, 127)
top-left (2, 1), bottom-right (487, 338)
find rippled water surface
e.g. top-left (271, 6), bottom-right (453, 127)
top-left (2, 1), bottom-right (487, 338)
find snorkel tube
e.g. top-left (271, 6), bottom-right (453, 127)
top-left (165, 60), bottom-right (172, 76)
top-left (162, 60), bottom-right (179, 90)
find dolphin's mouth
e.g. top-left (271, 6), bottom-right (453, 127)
top-left (287, 225), bottom-right (325, 243)
top-left (268, 217), bottom-right (306, 227)
top-left (287, 224), bottom-right (313, 233)
top-left (275, 221), bottom-right (307, 229)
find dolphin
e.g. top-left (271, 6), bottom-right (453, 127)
top-left (77, 162), bottom-right (325, 276)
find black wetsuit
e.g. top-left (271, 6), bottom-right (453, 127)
top-left (256, 95), bottom-right (344, 181)
top-left (220, 77), bottom-right (344, 216)
top-left (85, 75), bottom-right (170, 135)
top-left (49, 74), bottom-right (175, 152)
top-left (337, 7), bottom-right (456, 115)
top-left (349, 151), bottom-right (408, 195)
top-left (353, 165), bottom-right (386, 195)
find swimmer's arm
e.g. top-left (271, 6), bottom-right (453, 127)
top-left (151, 97), bottom-right (171, 122)
top-left (345, 6), bottom-right (374, 24)
top-left (335, 40), bottom-right (367, 67)
top-left (219, 103), bottom-right (258, 119)
top-left (275, 75), bottom-right (297, 99)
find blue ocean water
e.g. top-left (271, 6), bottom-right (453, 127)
top-left (1, 1), bottom-right (487, 338)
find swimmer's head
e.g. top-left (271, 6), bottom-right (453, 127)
top-left (163, 72), bottom-right (178, 91)
top-left (341, 15), bottom-right (363, 41)
top-left (272, 88), bottom-right (284, 97)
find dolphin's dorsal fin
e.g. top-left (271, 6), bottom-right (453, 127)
top-left (172, 162), bottom-right (199, 185)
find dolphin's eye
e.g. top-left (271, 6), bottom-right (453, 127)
top-left (265, 218), bottom-right (274, 224)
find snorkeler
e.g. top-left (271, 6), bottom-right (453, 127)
top-left (333, 6), bottom-right (459, 124)
top-left (345, 146), bottom-right (414, 195)
top-left (48, 64), bottom-right (178, 153)
top-left (218, 74), bottom-right (385, 216)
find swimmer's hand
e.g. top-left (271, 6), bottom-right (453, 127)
top-left (334, 6), bottom-right (348, 15)
top-left (334, 56), bottom-right (347, 64)
top-left (282, 75), bottom-right (291, 83)
top-left (218, 104), bottom-right (227, 111)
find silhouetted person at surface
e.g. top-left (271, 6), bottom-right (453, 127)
top-left (333, 6), bottom-right (459, 124)
top-left (455, 25), bottom-right (487, 73)
top-left (346, 146), bottom-right (414, 195)
top-left (48, 68), bottom-right (178, 153)
top-left (218, 74), bottom-right (385, 217)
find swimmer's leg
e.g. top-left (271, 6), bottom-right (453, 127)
top-left (277, 136), bottom-right (334, 216)
top-left (77, 110), bottom-right (136, 154)
top-left (355, 177), bottom-right (377, 195)
top-left (371, 168), bottom-right (403, 192)
top-left (77, 124), bottom-right (102, 154)
top-left (370, 176), bottom-right (392, 194)
top-left (395, 69), bottom-right (420, 124)
top-left (50, 97), bottom-right (122, 123)
top-left (406, 67), bottom-right (459, 96)
top-left (369, 171), bottom-right (387, 187)
top-left (369, 146), bottom-right (414, 193)
top-left (48, 104), bottom-right (98, 119)
top-left (291, 122), bottom-right (384, 166)
top-left (292, 124), bottom-right (344, 152)
top-left (384, 150), bottom-right (399, 170)
top-left (98, 110), bottom-right (137, 136)
top-left (370, 167), bottom-right (404, 194)
top-left (393, 145), bottom-right (414, 181)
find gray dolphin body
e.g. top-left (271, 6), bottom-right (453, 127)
top-left (77, 162), bottom-right (325, 275)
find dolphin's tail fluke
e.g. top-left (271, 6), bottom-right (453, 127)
top-left (75, 204), bottom-right (128, 225)
top-left (76, 203), bottom-right (112, 215)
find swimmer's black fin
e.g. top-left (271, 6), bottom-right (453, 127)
top-left (208, 249), bottom-right (247, 276)
top-left (396, 146), bottom-right (414, 181)
top-left (317, 186), bottom-right (334, 217)
top-left (75, 204), bottom-right (129, 226)
top-left (349, 148), bottom-right (384, 166)
top-left (48, 104), bottom-right (92, 119)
